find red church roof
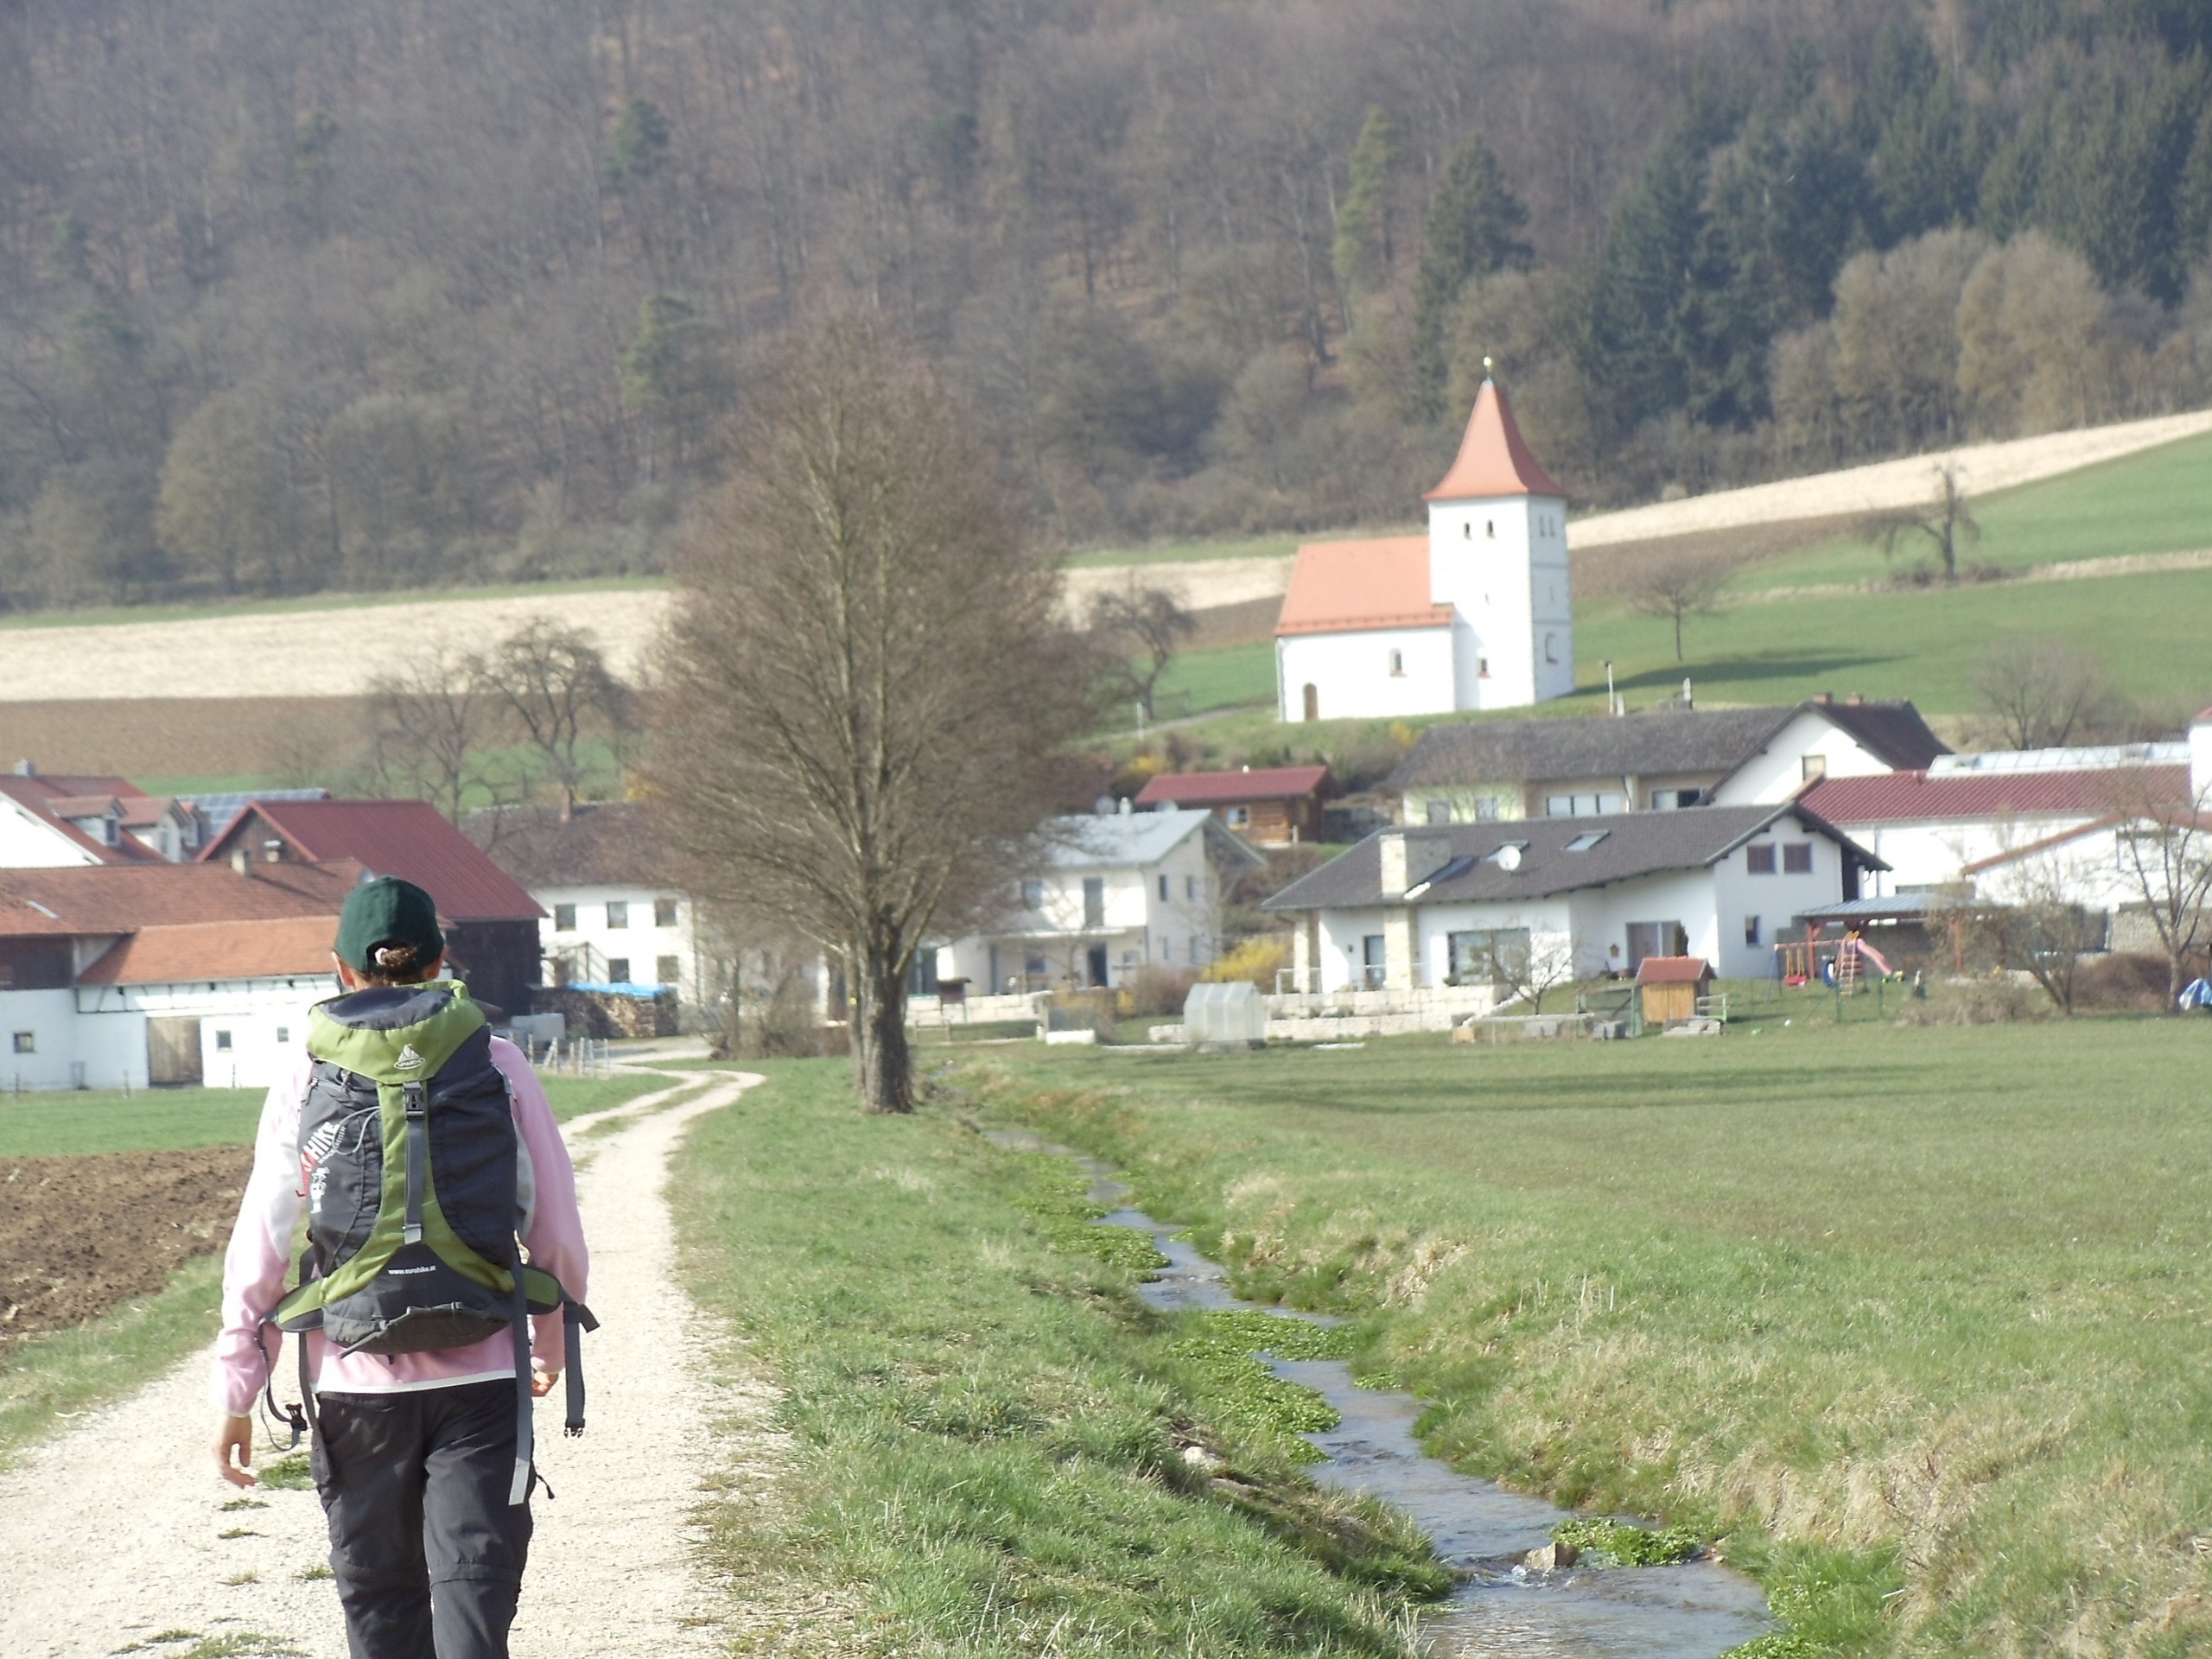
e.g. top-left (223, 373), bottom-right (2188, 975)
top-left (1274, 537), bottom-right (1452, 638)
top-left (1425, 376), bottom-right (1562, 500)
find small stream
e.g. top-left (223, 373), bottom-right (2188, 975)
top-left (992, 1131), bottom-right (1774, 1657)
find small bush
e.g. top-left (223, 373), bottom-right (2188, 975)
top-left (1120, 964), bottom-right (1196, 1018)
top-left (1894, 976), bottom-right (2049, 1026)
top-left (2075, 951), bottom-right (2183, 1013)
top-left (1204, 938), bottom-right (1287, 989)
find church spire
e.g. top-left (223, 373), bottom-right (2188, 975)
top-left (1423, 367), bottom-right (1562, 500)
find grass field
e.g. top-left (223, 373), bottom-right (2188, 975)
top-left (670, 1058), bottom-right (1448, 1656)
top-left (977, 1018), bottom-right (2212, 1657)
top-left (0, 1073), bottom-right (663, 1158)
top-left (1724, 429), bottom-right (2212, 594)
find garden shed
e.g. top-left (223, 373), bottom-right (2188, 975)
top-left (1636, 956), bottom-right (1714, 1027)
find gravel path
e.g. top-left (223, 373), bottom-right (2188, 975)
top-left (0, 1070), bottom-right (845, 1658)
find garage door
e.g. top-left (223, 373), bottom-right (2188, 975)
top-left (146, 1017), bottom-right (204, 1086)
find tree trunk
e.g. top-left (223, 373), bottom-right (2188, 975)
top-left (856, 950), bottom-right (914, 1114)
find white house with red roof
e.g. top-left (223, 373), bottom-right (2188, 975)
top-left (1275, 372), bottom-right (1571, 722)
top-left (0, 766), bottom-right (209, 868)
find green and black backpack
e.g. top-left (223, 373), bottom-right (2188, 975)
top-left (270, 979), bottom-right (594, 1504)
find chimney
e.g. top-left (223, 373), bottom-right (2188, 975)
top-left (1377, 830), bottom-right (1453, 896)
top-left (1847, 693), bottom-right (1865, 707)
top-left (1118, 797), bottom-right (1132, 816)
top-left (1813, 692), bottom-right (1833, 706)
top-left (1681, 677), bottom-right (1694, 710)
top-left (230, 845), bottom-right (252, 879)
top-left (11, 760), bottom-right (32, 777)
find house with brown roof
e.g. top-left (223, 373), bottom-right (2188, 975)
top-left (1275, 373), bottom-right (1572, 722)
top-left (1130, 766), bottom-right (1332, 845)
top-left (0, 765), bottom-right (209, 868)
top-left (201, 799), bottom-right (545, 1014)
top-left (0, 860), bottom-right (361, 1090)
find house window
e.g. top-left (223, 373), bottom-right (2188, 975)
top-left (10, 1031), bottom-right (30, 1053)
top-left (607, 957), bottom-right (632, 983)
top-left (1185, 874), bottom-right (1198, 900)
top-left (1546, 793), bottom-right (1623, 817)
top-left (1783, 842), bottom-right (1814, 874)
top-left (606, 901), bottom-right (629, 929)
top-left (1388, 648), bottom-right (1405, 677)
top-left (1563, 830), bottom-right (1608, 851)
top-left (1475, 797), bottom-right (1503, 822)
top-left (1083, 877), bottom-right (1105, 928)
top-left (1024, 954), bottom-right (1047, 981)
top-left (1745, 915), bottom-right (1762, 946)
top-left (1484, 519), bottom-right (1495, 537)
top-left (1802, 755), bottom-right (1827, 781)
top-left (1160, 936), bottom-right (1173, 960)
top-left (215, 1030), bottom-right (233, 1052)
top-left (1189, 937), bottom-right (1200, 964)
top-left (1158, 874), bottom-right (1170, 901)
top-left (1746, 843), bottom-right (1777, 874)
top-left (1651, 788), bottom-right (1702, 810)
top-left (1447, 928), bottom-right (1529, 988)
top-left (1361, 934), bottom-right (1387, 988)
top-left (554, 904), bottom-right (576, 931)
top-left (1462, 522), bottom-right (1471, 539)
top-left (654, 898), bottom-right (678, 927)
top-left (1021, 879), bottom-right (1044, 909)
top-left (1544, 632), bottom-right (1559, 664)
top-left (1226, 805), bottom-right (1250, 828)
top-left (276, 1027), bottom-right (290, 1045)
top-left (656, 956), bottom-right (681, 985)
top-left (1426, 800), bottom-right (1452, 824)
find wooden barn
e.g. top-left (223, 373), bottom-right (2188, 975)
top-left (1636, 956), bottom-right (1714, 1027)
top-left (1133, 766), bottom-right (1332, 846)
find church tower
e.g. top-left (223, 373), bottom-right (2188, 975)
top-left (1422, 366), bottom-right (1572, 709)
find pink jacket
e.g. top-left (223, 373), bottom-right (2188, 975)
top-left (210, 1035), bottom-right (588, 1415)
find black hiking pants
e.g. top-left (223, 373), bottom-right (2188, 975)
top-left (311, 1379), bottom-right (533, 1659)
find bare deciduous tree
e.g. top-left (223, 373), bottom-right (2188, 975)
top-left (1974, 635), bottom-right (2120, 750)
top-left (2108, 778), bottom-right (2212, 1007)
top-left (1865, 463), bottom-right (1979, 582)
top-left (486, 620), bottom-right (626, 820)
top-left (1627, 560), bottom-right (1727, 662)
top-left (1089, 582), bottom-right (1198, 720)
top-left (367, 646), bottom-right (504, 823)
top-left (1938, 868), bottom-right (2103, 1016)
top-left (651, 317), bottom-right (1091, 1115)
top-left (1496, 931), bottom-right (1577, 1014)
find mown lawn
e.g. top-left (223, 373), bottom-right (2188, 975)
top-left (976, 1018), bottom-right (2212, 1657)
top-left (670, 1058), bottom-right (1449, 1656)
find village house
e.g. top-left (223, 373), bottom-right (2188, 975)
top-left (933, 806), bottom-right (1262, 994)
top-left (467, 802), bottom-right (708, 1009)
top-left (201, 798), bottom-right (545, 1015)
top-left (1274, 372), bottom-right (1573, 722)
top-left (1264, 804), bottom-right (1880, 995)
top-left (0, 860), bottom-right (362, 1090)
top-left (1131, 765), bottom-right (1333, 845)
top-left (0, 766), bottom-right (207, 866)
top-left (1392, 695), bottom-right (1948, 826)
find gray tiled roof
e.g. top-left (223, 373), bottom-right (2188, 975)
top-left (1262, 804), bottom-right (1884, 911)
top-left (1388, 701), bottom-right (1946, 791)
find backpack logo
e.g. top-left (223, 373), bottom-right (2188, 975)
top-left (394, 1044), bottom-right (425, 1071)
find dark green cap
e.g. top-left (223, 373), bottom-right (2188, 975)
top-left (334, 875), bottom-right (445, 974)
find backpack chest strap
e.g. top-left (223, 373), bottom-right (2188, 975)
top-left (401, 1081), bottom-right (428, 1246)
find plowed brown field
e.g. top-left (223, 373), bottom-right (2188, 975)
top-left (0, 1147), bottom-right (250, 1348)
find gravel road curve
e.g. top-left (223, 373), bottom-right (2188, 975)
top-left (0, 1070), bottom-right (847, 1658)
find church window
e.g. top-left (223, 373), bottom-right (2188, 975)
top-left (1463, 522), bottom-right (1471, 539)
top-left (1388, 648), bottom-right (1404, 677)
top-left (1485, 520), bottom-right (1495, 537)
top-left (1543, 632), bottom-right (1559, 664)
top-left (1478, 657), bottom-right (1491, 677)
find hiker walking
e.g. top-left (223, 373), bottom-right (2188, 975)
top-left (209, 875), bottom-right (591, 1659)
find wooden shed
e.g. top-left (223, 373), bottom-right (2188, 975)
top-left (1132, 766), bottom-right (1333, 845)
top-left (1635, 956), bottom-right (1714, 1027)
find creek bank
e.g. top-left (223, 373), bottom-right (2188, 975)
top-left (992, 1128), bottom-right (1778, 1658)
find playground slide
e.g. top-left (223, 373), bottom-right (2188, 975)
top-left (1851, 938), bottom-right (1895, 976)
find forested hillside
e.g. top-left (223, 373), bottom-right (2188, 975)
top-left (3, 0), bottom-right (2210, 610)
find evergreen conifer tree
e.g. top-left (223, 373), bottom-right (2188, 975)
top-left (1410, 134), bottom-right (1529, 418)
top-left (1332, 108), bottom-right (1402, 315)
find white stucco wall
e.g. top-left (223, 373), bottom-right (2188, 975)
top-left (1840, 815), bottom-right (2102, 894)
top-left (0, 976), bottom-right (329, 1092)
top-left (0, 799), bottom-right (101, 869)
top-left (1709, 710), bottom-right (1902, 804)
top-left (1426, 494), bottom-right (1573, 708)
top-left (1277, 626), bottom-right (1456, 721)
top-left (537, 881), bottom-right (700, 1000)
top-left (936, 822), bottom-right (1226, 991)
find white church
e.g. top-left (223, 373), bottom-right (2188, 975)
top-left (1274, 371), bottom-right (1573, 721)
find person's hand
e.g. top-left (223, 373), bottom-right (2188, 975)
top-left (531, 1365), bottom-right (560, 1398)
top-left (214, 1414), bottom-right (256, 1487)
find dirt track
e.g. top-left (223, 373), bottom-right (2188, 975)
top-left (0, 409), bottom-right (2203, 706)
top-left (0, 1148), bottom-right (249, 1348)
top-left (0, 1071), bottom-right (858, 1659)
